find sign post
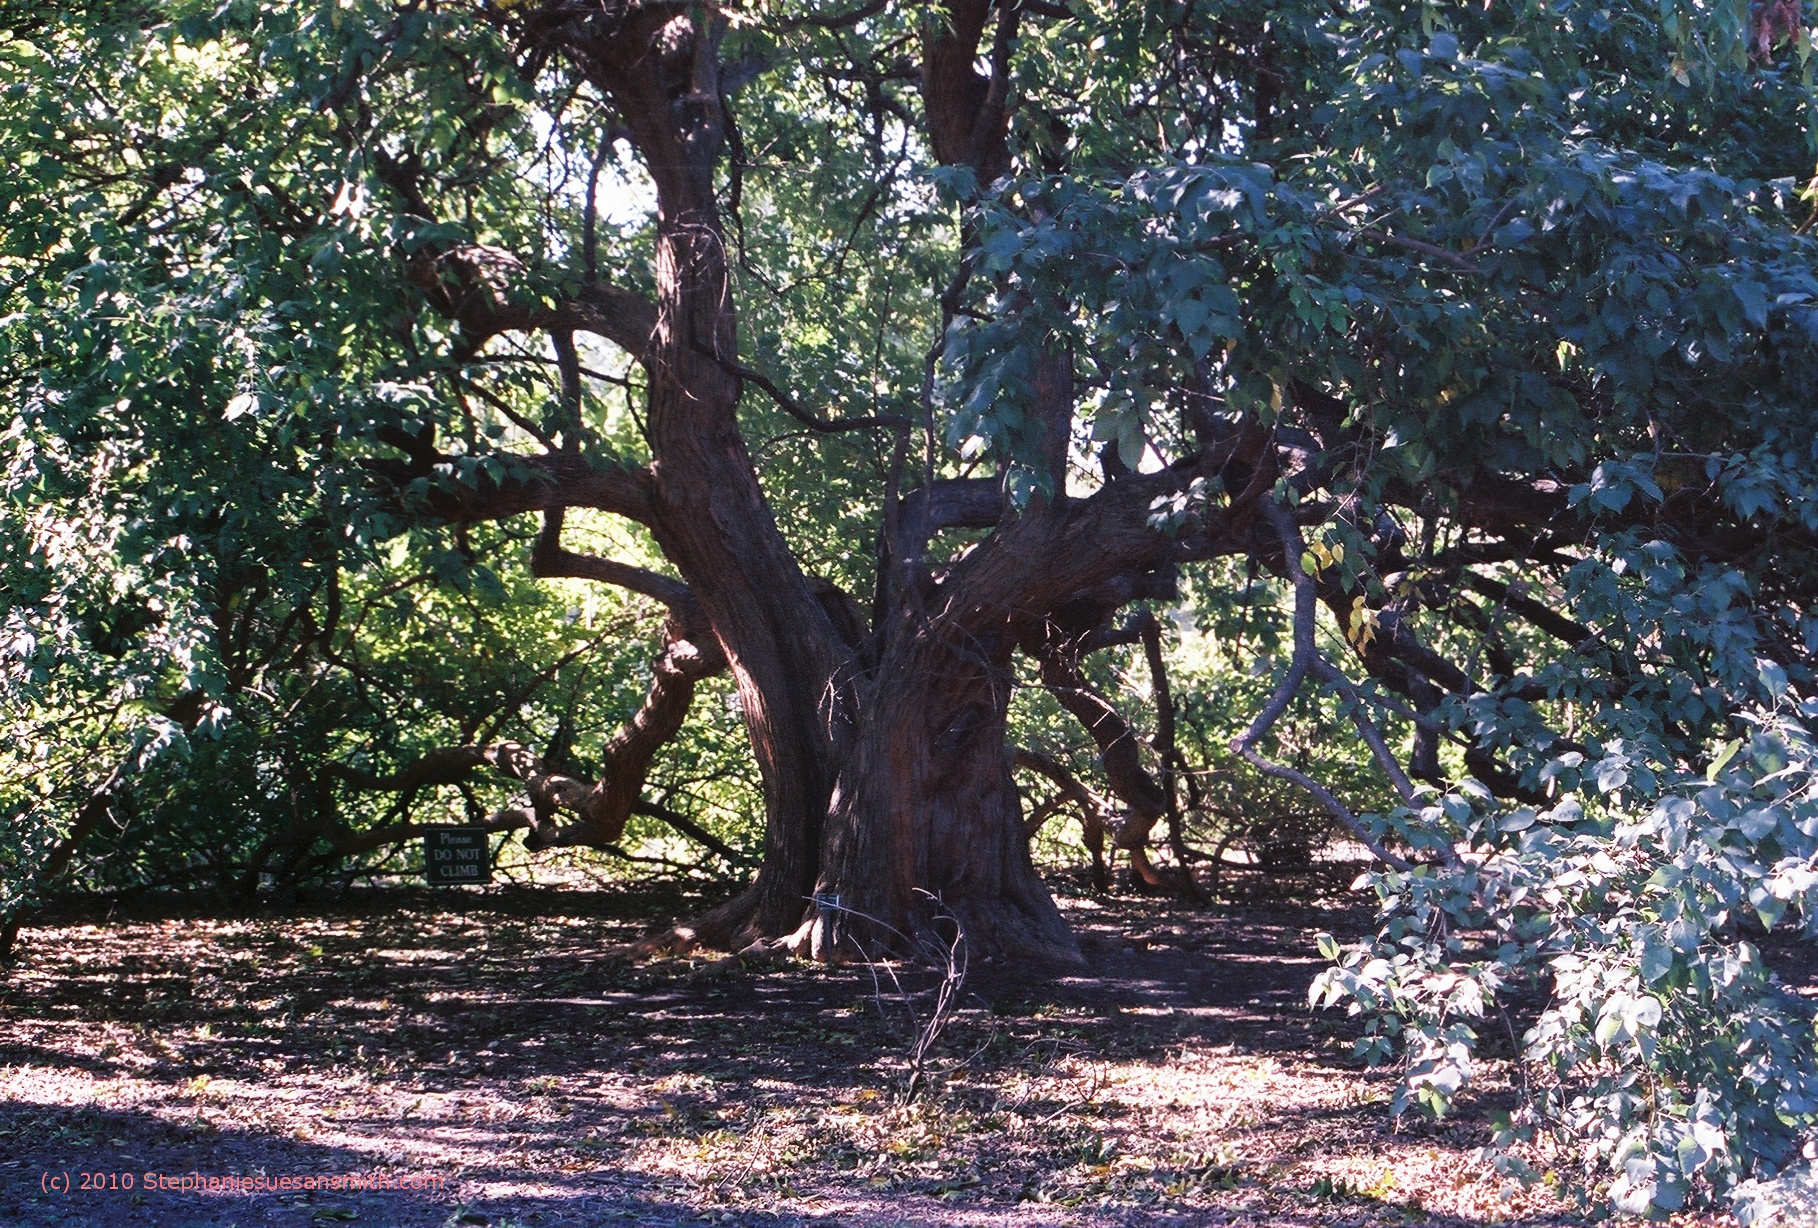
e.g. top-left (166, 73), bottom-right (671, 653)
top-left (423, 827), bottom-right (492, 886)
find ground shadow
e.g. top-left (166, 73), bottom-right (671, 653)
top-left (0, 885), bottom-right (1685, 1227)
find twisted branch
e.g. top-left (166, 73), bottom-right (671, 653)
top-left (1229, 501), bottom-right (1425, 871)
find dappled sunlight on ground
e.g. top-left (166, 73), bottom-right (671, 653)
top-left (0, 886), bottom-right (1747, 1227)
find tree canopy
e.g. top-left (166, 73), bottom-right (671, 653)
top-left (6, 0), bottom-right (1818, 1214)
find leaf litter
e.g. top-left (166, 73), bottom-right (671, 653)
top-left (0, 883), bottom-right (1757, 1227)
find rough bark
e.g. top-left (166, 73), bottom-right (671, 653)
top-left (548, 9), bottom-right (856, 950)
top-left (813, 629), bottom-right (1081, 964)
top-left (921, 0), bottom-right (1015, 183)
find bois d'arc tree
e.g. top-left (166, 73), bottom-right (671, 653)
top-left (8, 0), bottom-right (1818, 1214)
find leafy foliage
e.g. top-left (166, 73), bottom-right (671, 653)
top-left (4, 0), bottom-right (1818, 1215)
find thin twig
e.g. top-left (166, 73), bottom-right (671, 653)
top-left (696, 347), bottom-right (908, 434)
top-left (821, 892), bottom-right (970, 1102)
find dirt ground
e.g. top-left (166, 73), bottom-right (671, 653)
top-left (0, 877), bottom-right (1751, 1228)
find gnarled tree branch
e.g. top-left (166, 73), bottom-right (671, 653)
top-left (1229, 501), bottom-right (1423, 871)
top-left (1012, 747), bottom-right (1110, 889)
top-left (532, 507), bottom-right (696, 611)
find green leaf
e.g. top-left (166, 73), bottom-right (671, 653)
top-left (1498, 809), bottom-right (1536, 833)
top-left (1638, 936), bottom-right (1675, 984)
top-left (1734, 281), bottom-right (1769, 329)
top-left (981, 225), bottom-right (1021, 270)
top-left (1708, 739), bottom-right (1741, 780)
top-left (1594, 996), bottom-right (1628, 1046)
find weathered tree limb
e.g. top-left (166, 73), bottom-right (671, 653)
top-left (1458, 571), bottom-right (1596, 648)
top-left (939, 451), bottom-right (1261, 639)
top-left (408, 244), bottom-right (659, 363)
top-left (327, 745), bottom-right (494, 793)
top-left (1035, 641), bottom-right (1204, 898)
top-left (895, 477), bottom-right (1000, 564)
top-left (1013, 747), bottom-right (1110, 889)
top-left (1036, 653), bottom-right (1169, 842)
top-left (531, 507), bottom-right (696, 611)
top-left (1229, 501), bottom-right (1421, 871)
top-left (921, 0), bottom-right (1014, 182)
top-left (633, 799), bottom-right (749, 865)
top-left (363, 438), bottom-right (658, 525)
top-left (1014, 746), bottom-right (1113, 819)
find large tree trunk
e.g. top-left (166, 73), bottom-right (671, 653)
top-left (392, 1), bottom-right (1665, 975)
top-left (579, 11), bottom-right (852, 951)
top-left (811, 630), bottom-right (1082, 965)
top-left (780, 0), bottom-right (1082, 965)
top-left (499, 3), bottom-right (1217, 967)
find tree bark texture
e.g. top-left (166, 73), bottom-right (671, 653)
top-left (444, 1), bottom-right (1256, 963)
top-left (813, 630), bottom-right (1081, 964)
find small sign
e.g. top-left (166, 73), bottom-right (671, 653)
top-left (423, 827), bottom-right (492, 885)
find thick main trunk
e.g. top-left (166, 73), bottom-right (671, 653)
top-left (583, 14), bottom-right (850, 949)
top-left (641, 325), bottom-right (843, 948)
top-left (810, 632), bottom-right (1082, 966)
top-left (553, 6), bottom-right (1091, 964)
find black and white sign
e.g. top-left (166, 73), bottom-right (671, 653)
top-left (423, 827), bottom-right (492, 885)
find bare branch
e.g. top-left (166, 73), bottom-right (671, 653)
top-left (1229, 501), bottom-right (1423, 871)
top-left (457, 374), bottom-right (560, 451)
top-left (632, 799), bottom-right (750, 865)
top-left (407, 244), bottom-right (659, 364)
top-left (775, 0), bottom-right (890, 32)
top-left (1459, 571), bottom-right (1596, 647)
top-left (532, 508), bottom-right (696, 610)
top-left (313, 809), bottom-right (537, 860)
top-left (1012, 748), bottom-right (1114, 892)
top-left (1014, 746), bottom-right (1113, 822)
top-left (1036, 653), bottom-right (1170, 839)
top-left (1353, 228), bottom-right (1485, 274)
top-left (898, 476), bottom-right (999, 563)
top-left (699, 346), bottom-right (909, 434)
top-left (362, 437), bottom-right (657, 525)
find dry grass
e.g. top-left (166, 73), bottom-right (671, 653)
top-left (0, 882), bottom-right (1746, 1227)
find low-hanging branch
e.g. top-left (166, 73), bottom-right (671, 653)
top-left (1011, 747), bottom-right (1110, 888)
top-left (282, 793), bottom-right (747, 880)
top-left (1013, 746), bottom-right (1114, 831)
top-left (1229, 501), bottom-right (1431, 872)
top-left (632, 800), bottom-right (750, 867)
top-left (312, 511), bottom-right (731, 863)
top-left (325, 734), bottom-right (736, 862)
top-left (1032, 620), bottom-right (1205, 899)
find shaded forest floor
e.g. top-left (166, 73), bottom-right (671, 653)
top-left (0, 877), bottom-right (1756, 1228)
